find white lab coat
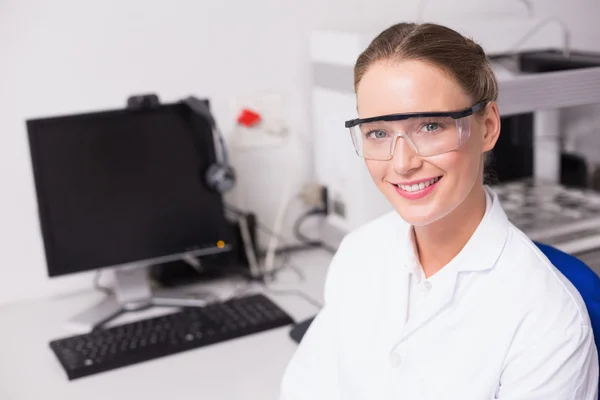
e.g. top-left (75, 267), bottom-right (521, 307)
top-left (280, 188), bottom-right (599, 400)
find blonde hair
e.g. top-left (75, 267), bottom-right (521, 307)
top-left (354, 22), bottom-right (498, 105)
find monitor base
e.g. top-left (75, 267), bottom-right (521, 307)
top-left (67, 264), bottom-right (218, 333)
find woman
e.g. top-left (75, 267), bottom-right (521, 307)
top-left (281, 22), bottom-right (598, 399)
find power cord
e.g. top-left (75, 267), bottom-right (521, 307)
top-left (90, 200), bottom-right (331, 309)
top-left (224, 202), bottom-right (335, 255)
top-left (262, 285), bottom-right (323, 310)
top-left (518, 0), bottom-right (534, 18)
top-left (416, 0), bottom-right (535, 23)
top-left (226, 257), bottom-right (323, 312)
top-left (257, 247), bottom-right (323, 311)
top-left (93, 269), bottom-right (112, 295)
top-left (224, 202), bottom-right (288, 243)
top-left (293, 208), bottom-right (323, 247)
top-left (504, 16), bottom-right (571, 58)
top-left (293, 207), bottom-right (337, 254)
top-left (91, 202), bottom-right (334, 297)
top-left (227, 281), bottom-right (322, 312)
top-left (219, 213), bottom-right (324, 312)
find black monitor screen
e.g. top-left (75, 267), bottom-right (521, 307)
top-left (27, 102), bottom-right (233, 277)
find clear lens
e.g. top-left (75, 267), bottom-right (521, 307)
top-left (349, 116), bottom-right (471, 160)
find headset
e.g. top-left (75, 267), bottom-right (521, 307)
top-left (181, 96), bottom-right (236, 194)
top-left (126, 94), bottom-right (236, 194)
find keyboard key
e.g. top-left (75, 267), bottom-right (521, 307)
top-left (49, 294), bottom-right (294, 380)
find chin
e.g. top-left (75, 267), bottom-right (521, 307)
top-left (394, 205), bottom-right (449, 227)
top-left (381, 181), bottom-right (456, 227)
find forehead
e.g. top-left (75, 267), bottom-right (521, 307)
top-left (356, 60), bottom-right (471, 118)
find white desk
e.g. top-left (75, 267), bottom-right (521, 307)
top-left (0, 249), bottom-right (333, 400)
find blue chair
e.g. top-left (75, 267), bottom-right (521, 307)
top-left (534, 241), bottom-right (600, 383)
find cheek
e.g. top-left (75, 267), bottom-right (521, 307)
top-left (364, 159), bottom-right (388, 182)
top-left (434, 123), bottom-right (485, 174)
top-left (430, 146), bottom-right (481, 185)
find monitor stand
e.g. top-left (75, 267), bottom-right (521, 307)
top-left (67, 264), bottom-right (217, 333)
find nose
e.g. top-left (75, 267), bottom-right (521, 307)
top-left (391, 135), bottom-right (421, 174)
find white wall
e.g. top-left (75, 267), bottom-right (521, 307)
top-left (1, 0), bottom-right (599, 305)
top-left (0, 0), bottom-right (316, 305)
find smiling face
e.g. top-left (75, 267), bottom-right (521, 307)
top-left (356, 60), bottom-right (499, 227)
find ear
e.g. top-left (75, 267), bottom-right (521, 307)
top-left (481, 101), bottom-right (501, 153)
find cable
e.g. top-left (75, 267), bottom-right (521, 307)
top-left (261, 254), bottom-right (321, 310)
top-left (293, 208), bottom-right (337, 254)
top-left (263, 130), bottom-right (303, 276)
top-left (262, 286), bottom-right (323, 310)
top-left (268, 243), bottom-right (325, 256)
top-left (224, 245), bottom-right (321, 309)
top-left (91, 205), bottom-right (333, 298)
top-left (518, 0), bottom-right (534, 18)
top-left (222, 223), bottom-right (317, 307)
top-left (505, 16), bottom-right (571, 58)
top-left (224, 202), bottom-right (334, 255)
top-left (226, 259), bottom-right (322, 311)
top-left (181, 96), bottom-right (230, 166)
top-left (169, 200), bottom-right (325, 312)
top-left (224, 202), bottom-right (292, 247)
top-left (294, 208), bottom-right (324, 246)
top-left (237, 212), bottom-right (262, 278)
top-left (224, 201), bottom-right (299, 281)
top-left (227, 280), bottom-right (322, 312)
top-left (260, 254), bottom-right (302, 282)
top-left (93, 270), bottom-right (112, 295)
top-left (214, 126), bottom-right (230, 166)
top-left (417, 0), bottom-right (535, 23)
top-left (189, 200), bottom-right (334, 310)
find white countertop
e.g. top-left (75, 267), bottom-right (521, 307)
top-left (0, 249), bottom-right (333, 400)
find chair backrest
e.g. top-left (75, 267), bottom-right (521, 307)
top-left (534, 242), bottom-right (600, 365)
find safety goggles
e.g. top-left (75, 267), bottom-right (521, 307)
top-left (344, 101), bottom-right (488, 161)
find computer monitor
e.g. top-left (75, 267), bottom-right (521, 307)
top-left (26, 100), bottom-right (234, 331)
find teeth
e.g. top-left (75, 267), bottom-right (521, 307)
top-left (398, 177), bottom-right (440, 192)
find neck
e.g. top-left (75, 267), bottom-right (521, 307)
top-left (413, 185), bottom-right (487, 278)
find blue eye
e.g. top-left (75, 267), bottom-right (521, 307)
top-left (423, 122), bottom-right (440, 132)
top-left (366, 130), bottom-right (388, 140)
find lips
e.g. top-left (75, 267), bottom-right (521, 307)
top-left (391, 176), bottom-right (443, 200)
top-left (395, 176), bottom-right (441, 192)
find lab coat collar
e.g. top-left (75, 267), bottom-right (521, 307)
top-left (392, 187), bottom-right (510, 345)
top-left (452, 186), bottom-right (510, 273)
top-left (399, 186), bottom-right (509, 275)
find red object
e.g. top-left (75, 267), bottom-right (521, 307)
top-left (237, 108), bottom-right (262, 127)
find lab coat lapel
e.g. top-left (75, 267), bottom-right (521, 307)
top-left (386, 217), bottom-right (458, 343)
top-left (396, 270), bottom-right (458, 344)
top-left (394, 187), bottom-right (510, 344)
top-left (392, 269), bottom-right (411, 336)
top-left (386, 222), bottom-right (412, 337)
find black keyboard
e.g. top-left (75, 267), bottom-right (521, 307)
top-left (49, 293), bottom-right (294, 380)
